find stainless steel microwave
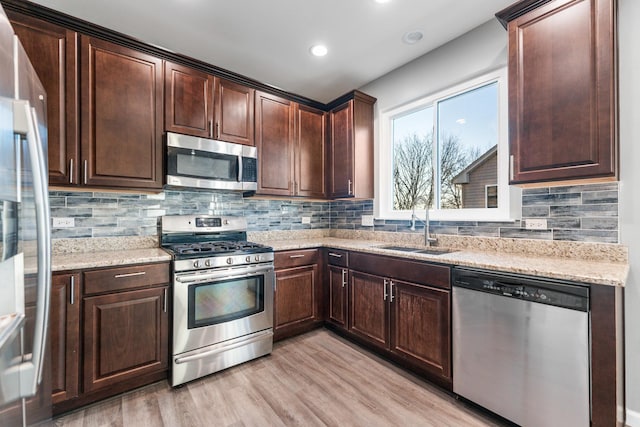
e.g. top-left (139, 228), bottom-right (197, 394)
top-left (165, 132), bottom-right (257, 192)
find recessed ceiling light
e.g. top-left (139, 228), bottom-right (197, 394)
top-left (310, 44), bottom-right (328, 57)
top-left (402, 30), bottom-right (424, 45)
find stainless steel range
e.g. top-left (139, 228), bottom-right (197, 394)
top-left (160, 215), bottom-right (274, 387)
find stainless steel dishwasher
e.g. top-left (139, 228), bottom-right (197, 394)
top-left (452, 267), bottom-right (590, 427)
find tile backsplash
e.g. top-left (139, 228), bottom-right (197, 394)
top-left (50, 182), bottom-right (619, 244)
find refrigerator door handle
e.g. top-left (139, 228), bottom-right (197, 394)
top-left (12, 100), bottom-right (51, 397)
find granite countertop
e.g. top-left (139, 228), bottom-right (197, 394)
top-left (52, 248), bottom-right (171, 272)
top-left (261, 237), bottom-right (629, 287)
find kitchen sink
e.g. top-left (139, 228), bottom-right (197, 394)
top-left (378, 245), bottom-right (455, 255)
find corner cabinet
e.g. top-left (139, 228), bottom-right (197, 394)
top-left (273, 249), bottom-right (323, 341)
top-left (7, 12), bottom-right (79, 186)
top-left (497, 0), bottom-right (617, 185)
top-left (328, 91), bottom-right (376, 198)
top-left (80, 36), bottom-right (164, 189)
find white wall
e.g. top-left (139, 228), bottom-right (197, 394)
top-left (619, 0), bottom-right (640, 424)
top-left (361, 7), bottom-right (640, 425)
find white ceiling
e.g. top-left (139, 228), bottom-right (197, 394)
top-left (29, 0), bottom-right (515, 103)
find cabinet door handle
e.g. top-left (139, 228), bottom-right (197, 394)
top-left (389, 281), bottom-right (395, 302)
top-left (216, 122), bottom-right (220, 139)
top-left (208, 120), bottom-right (213, 139)
top-left (341, 269), bottom-right (347, 287)
top-left (83, 160), bottom-right (88, 184)
top-left (114, 271), bottom-right (146, 279)
top-left (348, 179), bottom-right (352, 195)
top-left (70, 276), bottom-right (75, 305)
top-left (289, 254), bottom-right (305, 259)
top-left (69, 158), bottom-right (74, 184)
top-left (329, 253), bottom-right (343, 258)
top-left (509, 155), bottom-right (515, 181)
top-left (163, 288), bottom-right (168, 313)
top-left (383, 279), bottom-right (388, 301)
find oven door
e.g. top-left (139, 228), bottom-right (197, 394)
top-left (172, 263), bottom-right (274, 355)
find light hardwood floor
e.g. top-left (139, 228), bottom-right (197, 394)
top-left (49, 330), bottom-right (509, 427)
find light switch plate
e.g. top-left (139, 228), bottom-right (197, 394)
top-left (301, 216), bottom-right (311, 224)
top-left (52, 217), bottom-right (75, 228)
top-left (361, 215), bottom-right (375, 227)
top-left (525, 218), bottom-right (547, 230)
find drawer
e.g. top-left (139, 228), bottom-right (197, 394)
top-left (326, 249), bottom-right (348, 267)
top-left (83, 262), bottom-right (170, 295)
top-left (350, 252), bottom-right (450, 290)
top-left (275, 249), bottom-right (319, 269)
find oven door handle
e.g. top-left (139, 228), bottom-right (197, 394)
top-left (174, 330), bottom-right (273, 365)
top-left (175, 265), bottom-right (274, 284)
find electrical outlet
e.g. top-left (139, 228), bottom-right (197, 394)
top-left (301, 216), bottom-right (311, 224)
top-left (361, 215), bottom-right (375, 227)
top-left (52, 217), bottom-right (75, 228)
top-left (525, 218), bottom-right (547, 230)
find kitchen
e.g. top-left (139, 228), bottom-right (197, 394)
top-left (0, 0), bottom-right (637, 426)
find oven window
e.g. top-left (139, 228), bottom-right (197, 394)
top-left (188, 276), bottom-right (264, 328)
top-left (168, 147), bottom-right (238, 181)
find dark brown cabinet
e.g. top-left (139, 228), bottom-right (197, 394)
top-left (498, 0), bottom-right (617, 184)
top-left (7, 12), bottom-right (79, 186)
top-left (164, 63), bottom-right (255, 145)
top-left (326, 249), bottom-right (349, 329)
top-left (329, 91), bottom-right (376, 198)
top-left (80, 35), bottom-right (163, 189)
top-left (349, 271), bottom-right (388, 349)
top-left (294, 104), bottom-right (326, 198)
top-left (274, 249), bottom-right (322, 340)
top-left (50, 273), bottom-right (80, 405)
top-left (255, 91), bottom-right (294, 195)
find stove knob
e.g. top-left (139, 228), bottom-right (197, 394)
top-left (246, 256), bottom-right (251, 263)
top-left (193, 260), bottom-right (200, 268)
top-left (205, 259), bottom-right (211, 267)
top-left (226, 257), bottom-right (233, 265)
top-left (255, 255), bottom-right (260, 262)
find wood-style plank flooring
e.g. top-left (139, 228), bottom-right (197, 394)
top-left (49, 330), bottom-right (508, 427)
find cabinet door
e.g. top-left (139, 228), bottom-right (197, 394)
top-left (349, 271), bottom-right (388, 349)
top-left (8, 12), bottom-right (79, 186)
top-left (50, 273), bottom-right (80, 404)
top-left (329, 101), bottom-right (354, 198)
top-left (295, 104), bottom-right (326, 198)
top-left (390, 280), bottom-right (450, 379)
top-left (274, 264), bottom-right (319, 333)
top-left (327, 265), bottom-right (348, 328)
top-left (80, 36), bottom-right (163, 189)
top-left (164, 61), bottom-right (214, 138)
top-left (83, 286), bottom-right (169, 393)
top-left (255, 91), bottom-right (294, 195)
top-left (508, 0), bottom-right (616, 183)
top-left (215, 78), bottom-right (255, 146)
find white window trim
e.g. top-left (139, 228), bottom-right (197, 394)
top-left (374, 67), bottom-right (521, 222)
top-left (485, 184), bottom-right (498, 209)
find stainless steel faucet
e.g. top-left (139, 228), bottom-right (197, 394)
top-left (410, 207), bottom-right (437, 246)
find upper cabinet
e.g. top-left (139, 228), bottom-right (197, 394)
top-left (295, 104), bottom-right (326, 198)
top-left (165, 62), bottom-right (255, 145)
top-left (497, 0), bottom-right (617, 185)
top-left (7, 12), bottom-right (79, 186)
top-left (329, 91), bottom-right (376, 198)
top-left (81, 36), bottom-right (163, 189)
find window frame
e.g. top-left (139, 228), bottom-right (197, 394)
top-left (375, 67), bottom-right (520, 222)
top-left (485, 184), bottom-right (498, 209)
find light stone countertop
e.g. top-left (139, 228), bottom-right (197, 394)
top-left (52, 248), bottom-right (171, 272)
top-left (260, 237), bottom-right (629, 287)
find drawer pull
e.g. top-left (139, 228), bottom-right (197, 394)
top-left (329, 253), bottom-right (343, 258)
top-left (114, 271), bottom-right (146, 279)
top-left (289, 254), bottom-right (305, 259)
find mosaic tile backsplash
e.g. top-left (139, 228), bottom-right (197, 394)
top-left (49, 182), bottom-right (619, 244)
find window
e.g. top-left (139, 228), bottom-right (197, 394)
top-left (376, 68), bottom-right (520, 221)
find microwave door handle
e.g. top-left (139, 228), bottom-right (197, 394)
top-left (12, 100), bottom-right (52, 397)
top-left (238, 155), bottom-right (243, 182)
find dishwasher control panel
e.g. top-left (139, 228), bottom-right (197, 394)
top-left (453, 268), bottom-right (589, 312)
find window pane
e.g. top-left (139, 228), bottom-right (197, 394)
top-left (392, 107), bottom-right (434, 210)
top-left (437, 82), bottom-right (498, 209)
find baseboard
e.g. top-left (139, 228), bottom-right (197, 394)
top-left (626, 408), bottom-right (640, 426)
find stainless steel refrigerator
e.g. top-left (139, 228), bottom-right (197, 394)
top-left (0, 3), bottom-right (52, 426)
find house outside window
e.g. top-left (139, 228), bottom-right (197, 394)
top-left (376, 68), bottom-right (520, 221)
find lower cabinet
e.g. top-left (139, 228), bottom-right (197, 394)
top-left (50, 262), bottom-right (170, 414)
top-left (274, 249), bottom-right (322, 341)
top-left (327, 265), bottom-right (348, 329)
top-left (349, 271), bottom-right (387, 348)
